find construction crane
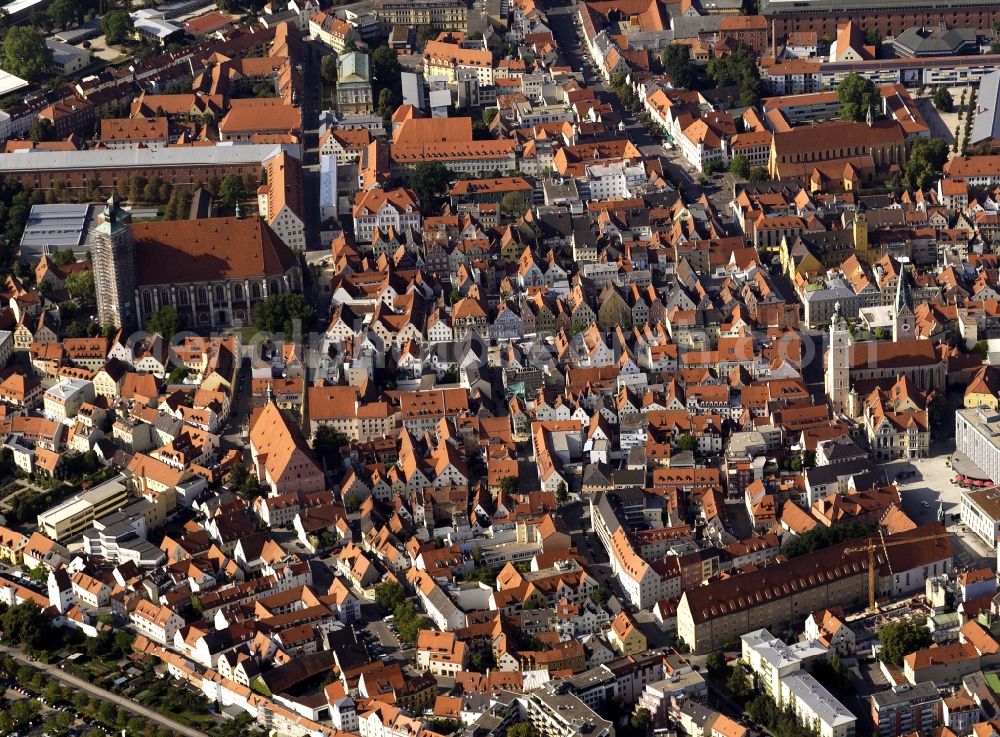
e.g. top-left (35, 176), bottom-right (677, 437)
top-left (844, 530), bottom-right (950, 612)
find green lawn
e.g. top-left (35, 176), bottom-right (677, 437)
top-left (985, 671), bottom-right (1000, 696)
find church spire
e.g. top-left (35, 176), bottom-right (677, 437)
top-left (893, 269), bottom-right (915, 342)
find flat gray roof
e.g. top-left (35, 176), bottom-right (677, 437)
top-left (0, 143), bottom-right (297, 173)
top-left (0, 69), bottom-right (29, 96)
top-left (45, 38), bottom-right (89, 62)
top-left (20, 203), bottom-right (93, 250)
top-left (972, 70), bottom-right (1000, 145)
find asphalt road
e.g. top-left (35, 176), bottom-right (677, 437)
top-left (0, 645), bottom-right (210, 737)
top-left (300, 41), bottom-right (323, 251)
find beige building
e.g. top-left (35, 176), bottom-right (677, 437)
top-left (372, 0), bottom-right (468, 30)
top-left (415, 630), bottom-right (468, 677)
top-left (42, 378), bottom-right (95, 420)
top-left (742, 629), bottom-right (856, 737)
top-left (36, 477), bottom-right (131, 542)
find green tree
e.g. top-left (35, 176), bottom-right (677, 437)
top-left (591, 586), bottom-right (610, 605)
top-left (371, 45), bottom-right (402, 98)
top-left (102, 10), bottom-right (134, 45)
top-left (66, 271), bottom-right (95, 303)
top-left (630, 709), bottom-right (652, 735)
top-left (392, 601), bottom-right (432, 644)
top-left (482, 107), bottom-right (498, 126)
top-left (427, 718), bottom-right (462, 735)
top-left (52, 249), bottom-right (76, 266)
top-left (167, 366), bottom-right (191, 384)
top-left (499, 476), bottom-right (519, 495)
top-left (377, 87), bottom-right (401, 120)
top-left (114, 630), bottom-right (134, 655)
top-left (662, 44), bottom-right (695, 90)
top-left (933, 86), bottom-right (954, 113)
top-left (229, 463), bottom-right (265, 500)
top-left (505, 723), bottom-right (540, 737)
top-left (610, 73), bottom-right (637, 109)
top-left (43, 681), bottom-right (64, 704)
top-left (746, 695), bottom-right (775, 727)
top-left (500, 191), bottom-right (529, 218)
top-left (837, 72), bottom-right (878, 121)
top-left (45, 0), bottom-right (78, 29)
top-left (864, 27), bottom-right (882, 48)
top-left (730, 153), bottom-right (750, 179)
top-left (902, 137), bottom-right (949, 191)
top-left (321, 54), bottom-right (337, 85)
top-left (470, 648), bottom-right (496, 671)
top-left (706, 651), bottom-right (727, 676)
top-left (704, 160), bottom-right (725, 176)
top-left (0, 601), bottom-right (55, 651)
top-left (706, 47), bottom-right (761, 107)
top-left (30, 117), bottom-right (56, 143)
top-left (408, 161), bottom-right (453, 213)
top-left (218, 174), bottom-right (246, 208)
top-left (4, 26), bottom-right (53, 81)
top-left (781, 522), bottom-right (876, 558)
top-left (879, 620), bottom-right (932, 665)
top-left (375, 581), bottom-right (406, 611)
top-left (97, 702), bottom-right (118, 726)
top-left (146, 306), bottom-right (182, 339)
top-left (675, 433), bottom-right (696, 452)
top-left (252, 292), bottom-right (315, 336)
top-left (313, 425), bottom-right (348, 463)
top-left (726, 665), bottom-right (754, 700)
top-left (748, 167), bottom-right (769, 182)
top-left (556, 481), bottom-right (569, 506)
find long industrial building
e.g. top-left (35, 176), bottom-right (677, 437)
top-left (676, 524), bottom-right (952, 653)
top-left (761, 0), bottom-right (1000, 38)
top-left (0, 143), bottom-right (300, 194)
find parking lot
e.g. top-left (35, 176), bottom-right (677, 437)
top-left (355, 607), bottom-right (417, 666)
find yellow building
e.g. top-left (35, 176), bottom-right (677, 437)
top-left (0, 526), bottom-right (28, 565)
top-left (608, 611), bottom-right (647, 655)
top-left (965, 365), bottom-right (1000, 411)
top-left (36, 477), bottom-right (131, 542)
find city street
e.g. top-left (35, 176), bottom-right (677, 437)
top-left (300, 41), bottom-right (324, 251)
top-left (545, 0), bottom-right (740, 215)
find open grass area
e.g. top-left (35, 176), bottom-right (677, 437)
top-left (985, 671), bottom-right (1000, 696)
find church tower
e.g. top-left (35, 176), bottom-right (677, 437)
top-left (893, 269), bottom-right (915, 342)
top-left (91, 195), bottom-right (136, 330)
top-left (826, 302), bottom-right (850, 415)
